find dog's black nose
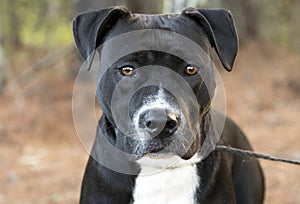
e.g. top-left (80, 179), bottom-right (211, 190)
top-left (139, 108), bottom-right (179, 137)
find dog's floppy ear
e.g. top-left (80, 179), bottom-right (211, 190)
top-left (183, 8), bottom-right (238, 71)
top-left (72, 6), bottom-right (130, 60)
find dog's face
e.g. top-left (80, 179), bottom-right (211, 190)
top-left (73, 7), bottom-right (238, 160)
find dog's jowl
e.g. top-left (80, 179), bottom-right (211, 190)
top-left (72, 6), bottom-right (265, 204)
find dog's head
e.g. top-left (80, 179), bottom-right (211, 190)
top-left (73, 7), bottom-right (238, 161)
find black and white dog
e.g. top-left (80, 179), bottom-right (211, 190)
top-left (72, 6), bottom-right (264, 204)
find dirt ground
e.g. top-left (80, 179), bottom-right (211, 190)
top-left (0, 42), bottom-right (299, 204)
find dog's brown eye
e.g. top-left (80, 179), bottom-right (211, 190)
top-left (120, 66), bottom-right (134, 76)
top-left (185, 65), bottom-right (198, 75)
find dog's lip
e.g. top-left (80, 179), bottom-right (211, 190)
top-left (143, 152), bottom-right (176, 159)
top-left (143, 135), bottom-right (174, 153)
top-left (145, 142), bottom-right (166, 154)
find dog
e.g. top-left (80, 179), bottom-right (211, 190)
top-left (72, 6), bottom-right (265, 204)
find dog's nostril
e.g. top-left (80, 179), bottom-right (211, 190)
top-left (166, 119), bottom-right (177, 129)
top-left (146, 121), bottom-right (152, 128)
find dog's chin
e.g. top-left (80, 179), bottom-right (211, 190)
top-left (136, 149), bottom-right (201, 170)
top-left (142, 151), bottom-right (195, 160)
top-left (144, 152), bottom-right (176, 159)
top-left (136, 133), bottom-right (201, 161)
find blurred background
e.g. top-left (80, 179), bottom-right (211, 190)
top-left (0, 0), bottom-right (299, 203)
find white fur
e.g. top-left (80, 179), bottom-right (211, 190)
top-left (133, 154), bottom-right (200, 204)
top-left (132, 88), bottom-right (182, 140)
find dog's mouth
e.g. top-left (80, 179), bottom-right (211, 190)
top-left (144, 135), bottom-right (200, 158)
top-left (130, 109), bottom-right (201, 160)
top-left (129, 129), bottom-right (201, 160)
top-left (140, 134), bottom-right (175, 154)
top-left (145, 140), bottom-right (169, 153)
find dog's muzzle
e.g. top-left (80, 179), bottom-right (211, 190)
top-left (138, 108), bottom-right (179, 138)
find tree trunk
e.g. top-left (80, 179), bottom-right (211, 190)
top-left (3, 0), bottom-right (21, 50)
top-left (240, 0), bottom-right (259, 40)
top-left (0, 41), bottom-right (7, 93)
top-left (221, 0), bottom-right (259, 43)
top-left (124, 0), bottom-right (164, 14)
top-left (289, 0), bottom-right (300, 52)
top-left (75, 0), bottom-right (117, 13)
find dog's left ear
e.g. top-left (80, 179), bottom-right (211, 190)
top-left (72, 6), bottom-right (130, 60)
top-left (183, 8), bottom-right (238, 71)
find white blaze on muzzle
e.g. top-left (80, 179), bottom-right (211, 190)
top-left (132, 87), bottom-right (183, 139)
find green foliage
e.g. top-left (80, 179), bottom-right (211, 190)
top-left (2, 0), bottom-right (74, 49)
top-left (21, 18), bottom-right (73, 48)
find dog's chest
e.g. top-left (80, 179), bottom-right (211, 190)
top-left (133, 164), bottom-right (199, 204)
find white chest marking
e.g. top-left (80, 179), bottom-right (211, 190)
top-left (133, 155), bottom-right (200, 204)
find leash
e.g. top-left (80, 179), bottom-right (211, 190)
top-left (215, 145), bottom-right (300, 165)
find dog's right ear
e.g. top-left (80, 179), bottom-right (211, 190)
top-left (72, 7), bottom-right (130, 60)
top-left (182, 8), bottom-right (238, 72)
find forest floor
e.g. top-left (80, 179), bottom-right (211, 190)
top-left (0, 42), bottom-right (300, 203)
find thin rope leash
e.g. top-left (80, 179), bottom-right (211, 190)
top-left (215, 145), bottom-right (300, 165)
